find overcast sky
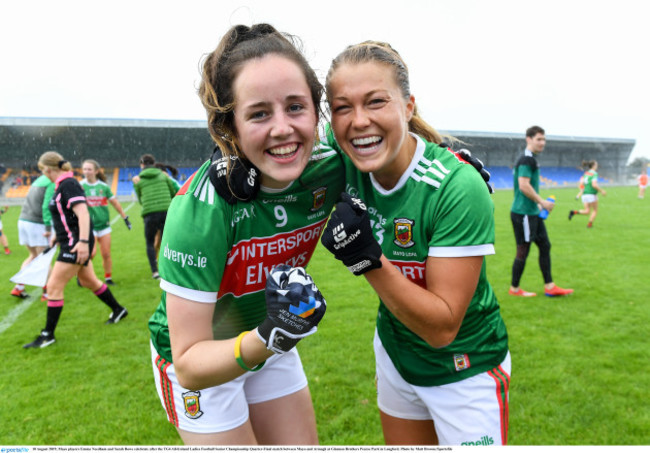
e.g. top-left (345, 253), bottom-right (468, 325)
top-left (2, 0), bottom-right (648, 161)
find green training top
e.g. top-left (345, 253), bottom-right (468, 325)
top-left (134, 167), bottom-right (178, 216)
top-left (511, 149), bottom-right (540, 216)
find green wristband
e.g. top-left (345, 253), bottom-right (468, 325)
top-left (234, 331), bottom-right (265, 372)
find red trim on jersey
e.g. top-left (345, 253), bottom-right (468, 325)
top-left (487, 365), bottom-right (510, 445)
top-left (156, 355), bottom-right (179, 427)
top-left (176, 172), bottom-right (196, 196)
top-left (450, 150), bottom-right (469, 165)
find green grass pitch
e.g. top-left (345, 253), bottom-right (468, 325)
top-left (0, 185), bottom-right (648, 445)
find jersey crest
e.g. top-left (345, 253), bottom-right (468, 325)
top-left (182, 391), bottom-right (203, 419)
top-left (393, 218), bottom-right (415, 248)
top-left (454, 353), bottom-right (471, 372)
top-left (311, 187), bottom-right (327, 212)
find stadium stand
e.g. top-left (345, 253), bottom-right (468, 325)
top-left (0, 118), bottom-right (636, 196)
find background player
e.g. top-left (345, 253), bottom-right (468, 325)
top-left (638, 170), bottom-right (648, 199)
top-left (509, 126), bottom-right (573, 298)
top-left (133, 154), bottom-right (178, 279)
top-left (12, 166), bottom-right (55, 300)
top-left (0, 205), bottom-right (10, 255)
top-left (81, 159), bottom-right (132, 285)
top-left (569, 160), bottom-right (606, 228)
top-left (23, 151), bottom-right (128, 349)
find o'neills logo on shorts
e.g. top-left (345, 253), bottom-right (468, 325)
top-left (218, 219), bottom-right (328, 298)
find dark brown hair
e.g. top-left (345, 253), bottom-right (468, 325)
top-left (198, 23), bottom-right (323, 159)
top-left (83, 159), bottom-right (107, 182)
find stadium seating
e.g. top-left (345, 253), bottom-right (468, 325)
top-left (485, 166), bottom-right (587, 190)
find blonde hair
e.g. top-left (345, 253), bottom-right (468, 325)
top-left (38, 151), bottom-right (72, 172)
top-left (326, 41), bottom-right (455, 146)
top-left (82, 159), bottom-right (107, 182)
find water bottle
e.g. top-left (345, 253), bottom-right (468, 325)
top-left (539, 195), bottom-right (556, 219)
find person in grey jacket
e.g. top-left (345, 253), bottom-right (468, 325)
top-left (12, 171), bottom-right (55, 299)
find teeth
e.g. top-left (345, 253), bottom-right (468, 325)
top-left (268, 144), bottom-right (298, 156)
top-left (352, 136), bottom-right (381, 146)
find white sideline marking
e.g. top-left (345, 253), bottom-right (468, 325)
top-left (0, 289), bottom-right (40, 335)
top-left (109, 202), bottom-right (135, 226)
top-left (0, 202), bottom-right (135, 335)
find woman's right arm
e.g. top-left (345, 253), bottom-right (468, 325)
top-left (166, 293), bottom-right (273, 390)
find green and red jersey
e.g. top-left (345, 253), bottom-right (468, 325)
top-left (149, 148), bottom-right (344, 362)
top-left (80, 179), bottom-right (114, 231)
top-left (582, 170), bottom-right (598, 195)
top-left (323, 130), bottom-right (508, 386)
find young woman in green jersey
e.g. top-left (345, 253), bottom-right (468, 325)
top-left (569, 160), bottom-right (606, 228)
top-left (81, 159), bottom-right (132, 285)
top-left (321, 41), bottom-right (510, 446)
top-left (147, 24), bottom-right (342, 445)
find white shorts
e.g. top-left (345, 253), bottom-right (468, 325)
top-left (374, 333), bottom-right (511, 446)
top-left (582, 194), bottom-right (598, 204)
top-left (150, 341), bottom-right (308, 434)
top-left (18, 220), bottom-right (49, 247)
top-left (93, 227), bottom-right (112, 238)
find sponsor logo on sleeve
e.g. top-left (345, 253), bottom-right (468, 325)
top-left (389, 259), bottom-right (426, 288)
top-left (163, 245), bottom-right (208, 269)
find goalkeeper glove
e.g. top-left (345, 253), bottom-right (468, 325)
top-left (207, 145), bottom-right (260, 204)
top-left (123, 216), bottom-right (132, 230)
top-left (257, 265), bottom-right (327, 354)
top-left (321, 192), bottom-right (382, 276)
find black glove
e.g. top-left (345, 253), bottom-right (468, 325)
top-left (257, 265), bottom-right (327, 354)
top-left (321, 192), bottom-right (383, 276)
top-left (207, 146), bottom-right (260, 204)
top-left (455, 148), bottom-right (494, 194)
top-left (123, 216), bottom-right (132, 230)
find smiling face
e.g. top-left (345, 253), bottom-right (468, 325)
top-left (82, 162), bottom-right (98, 182)
top-left (328, 61), bottom-right (416, 189)
top-left (232, 54), bottom-right (318, 189)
